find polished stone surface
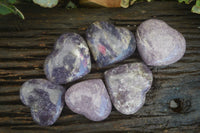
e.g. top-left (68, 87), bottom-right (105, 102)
top-left (44, 33), bottom-right (91, 84)
top-left (136, 19), bottom-right (186, 66)
top-left (104, 63), bottom-right (153, 115)
top-left (65, 79), bottom-right (112, 121)
top-left (20, 79), bottom-right (65, 126)
top-left (86, 21), bottom-right (136, 67)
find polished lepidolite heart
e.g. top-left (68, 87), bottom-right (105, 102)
top-left (20, 79), bottom-right (65, 126)
top-left (44, 33), bottom-right (91, 84)
top-left (86, 21), bottom-right (136, 67)
top-left (65, 79), bottom-right (112, 121)
top-left (104, 63), bottom-right (153, 115)
top-left (136, 19), bottom-right (186, 66)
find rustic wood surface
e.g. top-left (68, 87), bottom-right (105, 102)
top-left (0, 1), bottom-right (200, 132)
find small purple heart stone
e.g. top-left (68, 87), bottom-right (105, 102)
top-left (86, 21), bottom-right (136, 67)
top-left (104, 63), bottom-right (153, 115)
top-left (65, 79), bottom-right (112, 121)
top-left (136, 19), bottom-right (186, 66)
top-left (44, 33), bottom-right (91, 84)
top-left (20, 79), bottom-right (65, 126)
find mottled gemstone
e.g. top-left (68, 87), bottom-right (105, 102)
top-left (20, 79), bottom-right (65, 126)
top-left (136, 19), bottom-right (186, 66)
top-left (65, 79), bottom-right (112, 121)
top-left (104, 63), bottom-right (153, 115)
top-left (86, 21), bottom-right (136, 67)
top-left (44, 33), bottom-right (91, 84)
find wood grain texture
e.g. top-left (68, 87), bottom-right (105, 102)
top-left (0, 1), bottom-right (200, 132)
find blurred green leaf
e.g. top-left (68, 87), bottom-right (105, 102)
top-left (66, 1), bottom-right (77, 8)
top-left (195, 0), bottom-right (200, 6)
top-left (0, 2), bottom-right (15, 15)
top-left (130, 0), bottom-right (137, 5)
top-left (13, 5), bottom-right (25, 19)
top-left (0, 5), bottom-right (11, 15)
top-left (8, 0), bottom-right (17, 4)
top-left (178, 0), bottom-right (193, 4)
top-left (192, 0), bottom-right (200, 14)
top-left (0, 2), bottom-right (24, 19)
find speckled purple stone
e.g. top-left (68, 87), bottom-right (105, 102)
top-left (136, 19), bottom-right (186, 66)
top-left (20, 79), bottom-right (65, 126)
top-left (104, 63), bottom-right (153, 115)
top-left (65, 79), bottom-right (112, 121)
top-left (44, 33), bottom-right (91, 84)
top-left (86, 21), bottom-right (136, 68)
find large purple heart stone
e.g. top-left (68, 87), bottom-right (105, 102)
top-left (44, 33), bottom-right (91, 84)
top-left (104, 63), bottom-right (153, 115)
top-left (136, 19), bottom-right (186, 66)
top-left (65, 79), bottom-right (112, 121)
top-left (86, 21), bottom-right (136, 68)
top-left (20, 79), bottom-right (65, 126)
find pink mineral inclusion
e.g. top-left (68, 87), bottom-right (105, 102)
top-left (98, 44), bottom-right (106, 55)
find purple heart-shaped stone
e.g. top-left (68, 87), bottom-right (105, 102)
top-left (104, 63), bottom-right (153, 115)
top-left (20, 79), bottom-right (65, 126)
top-left (136, 19), bottom-right (186, 66)
top-left (86, 21), bottom-right (136, 67)
top-left (65, 79), bottom-right (112, 121)
top-left (44, 33), bottom-right (91, 84)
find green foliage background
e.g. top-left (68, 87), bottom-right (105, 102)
top-left (0, 0), bottom-right (199, 19)
top-left (0, 0), bottom-right (24, 19)
top-left (178, 0), bottom-right (200, 14)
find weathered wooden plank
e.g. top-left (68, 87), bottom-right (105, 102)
top-left (0, 1), bottom-right (200, 132)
